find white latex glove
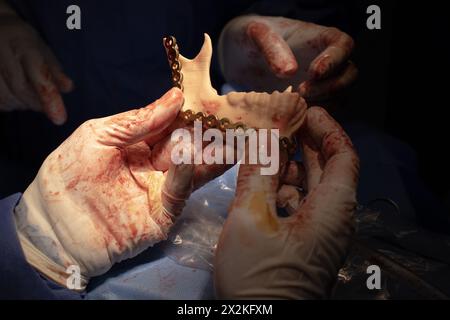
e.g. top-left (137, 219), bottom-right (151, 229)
top-left (0, 1), bottom-right (73, 124)
top-left (13, 88), bottom-right (205, 289)
top-left (219, 15), bottom-right (357, 104)
top-left (214, 107), bottom-right (360, 299)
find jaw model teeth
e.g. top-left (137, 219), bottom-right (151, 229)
top-left (164, 33), bottom-right (307, 139)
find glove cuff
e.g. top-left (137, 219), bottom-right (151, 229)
top-left (16, 230), bottom-right (89, 291)
top-left (13, 179), bottom-right (89, 291)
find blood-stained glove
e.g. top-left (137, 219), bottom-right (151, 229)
top-left (0, 1), bottom-right (73, 124)
top-left (13, 88), bottom-right (202, 289)
top-left (214, 107), bottom-right (360, 299)
top-left (219, 15), bottom-right (357, 103)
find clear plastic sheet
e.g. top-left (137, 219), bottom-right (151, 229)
top-left (335, 202), bottom-right (450, 299)
top-left (160, 165), bottom-right (238, 271)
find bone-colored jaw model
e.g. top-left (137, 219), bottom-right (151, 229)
top-left (165, 34), bottom-right (307, 139)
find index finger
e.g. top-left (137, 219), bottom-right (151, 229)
top-left (23, 52), bottom-right (67, 125)
top-left (308, 27), bottom-right (354, 81)
top-left (303, 107), bottom-right (359, 189)
top-left (247, 21), bottom-right (298, 78)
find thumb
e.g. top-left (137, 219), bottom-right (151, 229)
top-left (161, 163), bottom-right (195, 218)
top-left (231, 163), bottom-right (280, 233)
top-left (101, 87), bottom-right (184, 147)
top-left (247, 21), bottom-right (298, 78)
top-left (229, 130), bottom-right (284, 234)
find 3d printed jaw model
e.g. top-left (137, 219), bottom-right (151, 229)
top-left (163, 34), bottom-right (307, 151)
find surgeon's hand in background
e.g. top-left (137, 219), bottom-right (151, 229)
top-left (13, 88), bottom-right (222, 289)
top-left (219, 15), bottom-right (357, 105)
top-left (0, 1), bottom-right (73, 124)
top-left (214, 107), bottom-right (360, 299)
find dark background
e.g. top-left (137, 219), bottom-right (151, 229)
top-left (344, 1), bottom-right (450, 227)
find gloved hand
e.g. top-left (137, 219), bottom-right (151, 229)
top-left (13, 88), bottom-right (207, 289)
top-left (0, 2), bottom-right (73, 124)
top-left (219, 15), bottom-right (357, 104)
top-left (214, 107), bottom-right (360, 299)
